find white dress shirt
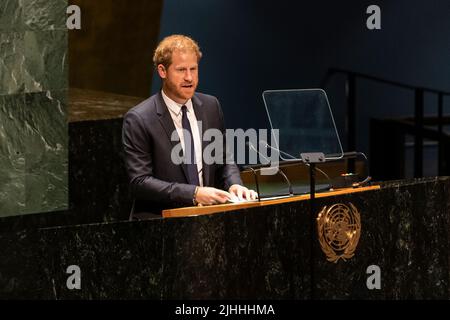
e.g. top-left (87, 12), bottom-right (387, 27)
top-left (161, 90), bottom-right (204, 186)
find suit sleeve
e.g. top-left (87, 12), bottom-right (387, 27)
top-left (122, 111), bottom-right (196, 206)
top-left (215, 97), bottom-right (243, 190)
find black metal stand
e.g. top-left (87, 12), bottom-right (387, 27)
top-left (300, 152), bottom-right (325, 300)
top-left (301, 152), bottom-right (326, 208)
top-left (248, 167), bottom-right (261, 202)
top-left (309, 162), bottom-right (316, 205)
top-left (245, 165), bottom-right (294, 201)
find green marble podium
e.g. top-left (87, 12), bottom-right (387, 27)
top-left (0, 177), bottom-right (449, 299)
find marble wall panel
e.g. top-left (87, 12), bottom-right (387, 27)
top-left (0, 32), bottom-right (25, 94)
top-left (23, 30), bottom-right (68, 93)
top-left (24, 90), bottom-right (68, 214)
top-left (0, 0), bottom-right (23, 31)
top-left (0, 0), bottom-right (68, 217)
top-left (22, 0), bottom-right (67, 31)
top-left (0, 94), bottom-right (26, 216)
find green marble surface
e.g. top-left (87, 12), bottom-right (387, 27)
top-left (0, 32), bottom-right (25, 94)
top-left (0, 94), bottom-right (26, 215)
top-left (23, 30), bottom-right (68, 93)
top-left (24, 90), bottom-right (68, 215)
top-left (0, 0), bottom-right (66, 32)
top-left (0, 1), bottom-right (23, 31)
top-left (0, 0), bottom-right (68, 217)
top-left (0, 91), bottom-right (68, 217)
top-left (0, 30), bottom-right (67, 95)
top-left (22, 0), bottom-right (67, 31)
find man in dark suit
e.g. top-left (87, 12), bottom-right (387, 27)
top-left (122, 34), bottom-right (257, 219)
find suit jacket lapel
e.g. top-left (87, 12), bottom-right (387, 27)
top-left (156, 92), bottom-right (189, 181)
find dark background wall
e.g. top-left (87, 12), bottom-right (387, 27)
top-left (69, 0), bottom-right (163, 97)
top-left (68, 0), bottom-right (450, 175)
top-left (1, 0), bottom-right (448, 226)
top-left (152, 0), bottom-right (450, 175)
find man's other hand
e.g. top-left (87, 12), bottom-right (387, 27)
top-left (195, 187), bottom-right (232, 205)
top-left (228, 184), bottom-right (258, 201)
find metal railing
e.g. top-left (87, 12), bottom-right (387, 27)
top-left (321, 68), bottom-right (450, 178)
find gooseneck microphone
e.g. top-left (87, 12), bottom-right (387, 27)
top-left (257, 141), bottom-right (372, 190)
top-left (260, 140), bottom-right (333, 190)
top-left (259, 140), bottom-right (297, 160)
top-left (274, 166), bottom-right (294, 196)
top-left (246, 141), bottom-right (294, 196)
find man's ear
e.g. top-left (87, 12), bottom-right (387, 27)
top-left (157, 64), bottom-right (167, 79)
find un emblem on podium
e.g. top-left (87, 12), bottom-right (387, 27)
top-left (317, 203), bottom-right (361, 263)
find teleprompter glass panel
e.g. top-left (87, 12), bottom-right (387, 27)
top-left (262, 89), bottom-right (343, 161)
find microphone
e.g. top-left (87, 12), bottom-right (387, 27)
top-left (259, 140), bottom-right (297, 160)
top-left (255, 142), bottom-right (370, 190)
top-left (246, 141), bottom-right (294, 196)
top-left (246, 141), bottom-right (271, 164)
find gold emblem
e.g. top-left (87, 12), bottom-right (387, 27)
top-left (317, 203), bottom-right (361, 263)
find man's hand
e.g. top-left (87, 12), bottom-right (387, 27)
top-left (228, 184), bottom-right (258, 201)
top-left (195, 187), bottom-right (232, 205)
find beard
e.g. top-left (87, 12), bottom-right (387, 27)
top-left (163, 80), bottom-right (197, 103)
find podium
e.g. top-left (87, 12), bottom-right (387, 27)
top-left (1, 177), bottom-right (449, 299)
top-left (162, 185), bottom-right (379, 218)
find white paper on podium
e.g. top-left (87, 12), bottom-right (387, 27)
top-left (226, 194), bottom-right (291, 203)
top-left (259, 195), bottom-right (292, 201)
top-left (227, 196), bottom-right (258, 204)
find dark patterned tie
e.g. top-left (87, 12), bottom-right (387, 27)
top-left (181, 105), bottom-right (200, 186)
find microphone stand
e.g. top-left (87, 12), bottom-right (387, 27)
top-left (300, 152), bottom-right (326, 301)
top-left (245, 142), bottom-right (294, 200)
top-left (248, 147), bottom-right (371, 190)
top-left (277, 168), bottom-right (294, 196)
top-left (248, 167), bottom-right (261, 202)
top-left (244, 144), bottom-right (370, 299)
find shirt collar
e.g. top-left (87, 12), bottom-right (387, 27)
top-left (161, 89), bottom-right (193, 117)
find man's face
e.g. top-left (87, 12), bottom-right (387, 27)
top-left (158, 50), bottom-right (199, 104)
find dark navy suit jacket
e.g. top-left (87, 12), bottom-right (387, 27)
top-left (122, 91), bottom-right (242, 219)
